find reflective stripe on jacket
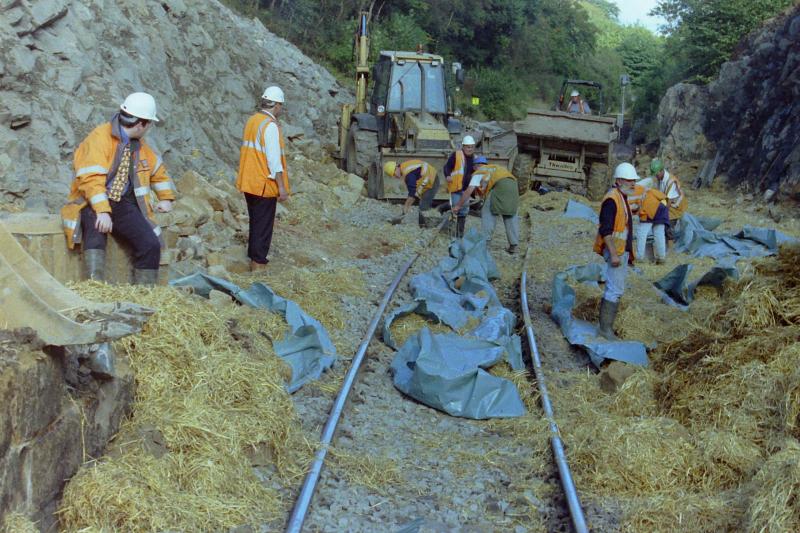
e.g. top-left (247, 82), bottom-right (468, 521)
top-left (400, 160), bottom-right (436, 198)
top-left (593, 187), bottom-right (632, 259)
top-left (629, 184), bottom-right (667, 222)
top-left (446, 150), bottom-right (466, 193)
top-left (236, 112), bottom-right (291, 198)
top-left (661, 172), bottom-right (687, 219)
top-left (473, 164), bottom-right (516, 196)
top-left (61, 116), bottom-right (175, 249)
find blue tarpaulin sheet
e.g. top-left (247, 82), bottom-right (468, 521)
top-left (170, 273), bottom-right (336, 393)
top-left (551, 264), bottom-right (649, 368)
top-left (387, 229), bottom-right (526, 419)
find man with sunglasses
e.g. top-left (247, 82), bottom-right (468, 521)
top-left (61, 92), bottom-right (176, 285)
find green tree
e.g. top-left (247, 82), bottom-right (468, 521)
top-left (652, 0), bottom-right (795, 81)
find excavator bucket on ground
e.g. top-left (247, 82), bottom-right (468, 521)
top-left (0, 221), bottom-right (153, 346)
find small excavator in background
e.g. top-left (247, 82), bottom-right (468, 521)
top-left (336, 12), bottom-right (517, 200)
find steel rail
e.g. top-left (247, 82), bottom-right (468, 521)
top-left (286, 217), bottom-right (448, 532)
top-left (520, 250), bottom-right (589, 533)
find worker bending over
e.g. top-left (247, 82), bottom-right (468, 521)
top-left (649, 158), bottom-right (687, 244)
top-left (593, 162), bottom-right (637, 340)
top-left (444, 135), bottom-right (476, 237)
top-left (383, 160), bottom-right (438, 227)
top-left (61, 92), bottom-right (175, 285)
top-left (452, 156), bottom-right (519, 254)
top-left (629, 184), bottom-right (670, 264)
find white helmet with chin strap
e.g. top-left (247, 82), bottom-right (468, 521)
top-left (120, 92), bottom-right (159, 122)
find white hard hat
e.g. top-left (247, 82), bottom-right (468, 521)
top-left (570, 90), bottom-right (580, 97)
top-left (262, 86), bottom-right (285, 103)
top-left (120, 92), bottom-right (159, 121)
top-left (462, 135), bottom-right (476, 146)
top-left (613, 162), bottom-right (639, 181)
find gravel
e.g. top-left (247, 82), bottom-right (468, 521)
top-left (276, 205), bottom-right (576, 532)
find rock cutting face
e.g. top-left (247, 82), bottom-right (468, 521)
top-left (0, 0), bottom-right (350, 212)
top-left (658, 6), bottom-right (800, 198)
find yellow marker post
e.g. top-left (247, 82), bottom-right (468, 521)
top-left (471, 96), bottom-right (480, 106)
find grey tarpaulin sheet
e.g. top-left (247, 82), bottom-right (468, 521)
top-left (551, 264), bottom-right (649, 368)
top-left (654, 256), bottom-right (739, 306)
top-left (676, 213), bottom-right (796, 259)
top-left (390, 328), bottom-right (526, 419)
top-left (170, 273), bottom-right (336, 393)
top-left (563, 199), bottom-right (599, 224)
top-left (387, 228), bottom-right (525, 419)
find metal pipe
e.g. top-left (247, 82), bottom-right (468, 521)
top-left (520, 269), bottom-right (589, 533)
top-left (285, 254), bottom-right (419, 532)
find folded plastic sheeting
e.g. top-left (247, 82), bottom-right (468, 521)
top-left (551, 264), bottom-right (648, 368)
top-left (563, 199), bottom-right (599, 224)
top-left (387, 228), bottom-right (525, 419)
top-left (654, 256), bottom-right (739, 306)
top-left (676, 214), bottom-right (796, 259)
top-left (170, 273), bottom-right (336, 393)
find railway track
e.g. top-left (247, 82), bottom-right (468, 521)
top-left (285, 214), bottom-right (587, 532)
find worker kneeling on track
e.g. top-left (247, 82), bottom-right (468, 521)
top-left (629, 183), bottom-right (670, 264)
top-left (451, 156), bottom-right (520, 254)
top-left (383, 159), bottom-right (440, 228)
top-left (593, 162), bottom-right (637, 340)
top-left (61, 92), bottom-right (176, 285)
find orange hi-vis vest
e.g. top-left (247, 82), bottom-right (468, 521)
top-left (446, 150), bottom-right (467, 193)
top-left (61, 116), bottom-right (176, 249)
top-left (400, 160), bottom-right (436, 198)
top-left (236, 111), bottom-right (291, 198)
top-left (661, 172), bottom-right (687, 219)
top-left (593, 187), bottom-right (633, 259)
top-left (472, 164), bottom-right (515, 196)
top-left (629, 184), bottom-right (667, 222)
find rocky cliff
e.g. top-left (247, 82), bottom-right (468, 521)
top-left (0, 0), bottom-right (349, 212)
top-left (658, 4), bottom-right (800, 199)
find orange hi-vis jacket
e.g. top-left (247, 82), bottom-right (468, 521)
top-left (593, 187), bottom-right (633, 259)
top-left (61, 115), bottom-right (176, 249)
top-left (236, 111), bottom-right (291, 198)
top-left (446, 149), bottom-right (466, 193)
top-left (472, 164), bottom-right (515, 196)
top-left (628, 184), bottom-right (667, 222)
top-left (400, 160), bottom-right (436, 198)
top-left (661, 172), bottom-right (687, 219)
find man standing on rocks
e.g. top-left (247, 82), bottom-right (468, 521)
top-left (61, 92), bottom-right (175, 285)
top-left (445, 135), bottom-right (476, 238)
top-left (451, 156), bottom-right (520, 254)
top-left (649, 158), bottom-right (687, 243)
top-left (593, 162), bottom-right (637, 340)
top-left (382, 160), bottom-right (439, 227)
top-left (236, 86), bottom-right (290, 272)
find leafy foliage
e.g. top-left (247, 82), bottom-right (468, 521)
top-left (652, 0), bottom-right (795, 82)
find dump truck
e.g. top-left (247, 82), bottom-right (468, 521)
top-left (337, 13), bottom-right (516, 199)
top-left (513, 79), bottom-right (618, 200)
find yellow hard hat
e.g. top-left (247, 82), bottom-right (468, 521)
top-left (383, 161), bottom-right (398, 177)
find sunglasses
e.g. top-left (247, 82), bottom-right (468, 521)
top-left (136, 118), bottom-right (151, 127)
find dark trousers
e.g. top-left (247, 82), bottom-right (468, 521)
top-left (245, 193), bottom-right (277, 264)
top-left (81, 198), bottom-right (161, 269)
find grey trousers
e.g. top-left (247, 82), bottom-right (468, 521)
top-left (481, 192), bottom-right (520, 246)
top-left (602, 250), bottom-right (629, 303)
